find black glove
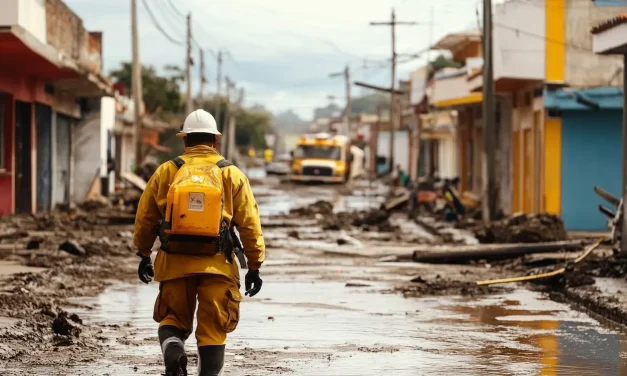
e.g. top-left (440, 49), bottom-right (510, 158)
top-left (137, 254), bottom-right (154, 284)
top-left (245, 269), bottom-right (263, 297)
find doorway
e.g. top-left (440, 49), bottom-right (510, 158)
top-left (14, 101), bottom-right (32, 214)
top-left (36, 104), bottom-right (52, 212)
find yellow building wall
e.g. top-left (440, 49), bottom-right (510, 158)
top-left (512, 129), bottom-right (521, 212)
top-left (545, 0), bottom-right (565, 83)
top-left (543, 118), bottom-right (561, 215)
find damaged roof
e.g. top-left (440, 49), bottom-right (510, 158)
top-left (591, 14), bottom-right (627, 34)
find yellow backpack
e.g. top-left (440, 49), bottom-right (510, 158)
top-left (158, 157), bottom-right (233, 255)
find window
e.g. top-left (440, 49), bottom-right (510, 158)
top-left (293, 145), bottom-right (342, 160)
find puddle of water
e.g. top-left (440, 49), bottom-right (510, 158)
top-left (70, 278), bottom-right (627, 376)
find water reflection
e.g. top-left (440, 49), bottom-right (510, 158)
top-left (71, 282), bottom-right (627, 375)
top-left (443, 294), bottom-right (627, 376)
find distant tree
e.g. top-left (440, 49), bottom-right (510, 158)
top-left (110, 62), bottom-right (184, 115)
top-left (313, 103), bottom-right (341, 120)
top-left (428, 54), bottom-right (463, 80)
top-left (195, 97), bottom-right (271, 149)
top-left (350, 92), bottom-right (390, 114)
top-left (234, 108), bottom-right (272, 149)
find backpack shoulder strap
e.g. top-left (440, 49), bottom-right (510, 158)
top-left (170, 157), bottom-right (185, 169)
top-left (216, 159), bottom-right (233, 169)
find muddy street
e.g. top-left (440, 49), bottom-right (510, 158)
top-left (2, 179), bottom-right (627, 375)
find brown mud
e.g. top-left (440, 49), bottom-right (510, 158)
top-left (1, 178), bottom-right (627, 374)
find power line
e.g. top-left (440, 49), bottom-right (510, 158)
top-left (141, 0), bottom-right (185, 45)
top-left (154, 0), bottom-right (185, 34)
top-left (494, 23), bottom-right (591, 51)
top-left (166, 0), bottom-right (186, 18)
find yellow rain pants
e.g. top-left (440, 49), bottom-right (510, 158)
top-left (153, 274), bottom-right (242, 346)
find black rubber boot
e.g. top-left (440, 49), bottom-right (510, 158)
top-left (197, 345), bottom-right (226, 376)
top-left (159, 325), bottom-right (188, 376)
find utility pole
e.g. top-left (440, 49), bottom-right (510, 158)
top-left (482, 0), bottom-right (497, 222)
top-left (221, 77), bottom-right (233, 156)
top-left (371, 8), bottom-right (417, 173)
top-left (185, 13), bottom-right (193, 114)
top-left (329, 65), bottom-right (352, 137)
top-left (227, 88), bottom-right (244, 162)
top-left (214, 51), bottom-right (223, 131)
top-left (131, 0), bottom-right (143, 167)
top-left (199, 48), bottom-right (206, 102)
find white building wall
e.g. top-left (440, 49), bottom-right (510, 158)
top-left (565, 0), bottom-right (627, 86)
top-left (0, 0), bottom-right (47, 44)
top-left (431, 72), bottom-right (475, 104)
top-left (438, 136), bottom-right (458, 180)
top-left (100, 97), bottom-right (115, 193)
top-left (73, 111), bottom-right (101, 202)
top-left (377, 131), bottom-right (410, 174)
top-left (493, 0), bottom-right (545, 81)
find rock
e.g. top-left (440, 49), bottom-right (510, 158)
top-left (287, 230), bottom-right (299, 239)
top-left (52, 311), bottom-right (81, 337)
top-left (26, 239), bottom-right (41, 250)
top-left (58, 240), bottom-right (86, 256)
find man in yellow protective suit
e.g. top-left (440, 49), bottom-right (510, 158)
top-left (133, 109), bottom-right (265, 376)
top-left (263, 148), bottom-right (273, 165)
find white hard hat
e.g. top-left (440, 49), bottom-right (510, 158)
top-left (177, 109), bottom-right (221, 137)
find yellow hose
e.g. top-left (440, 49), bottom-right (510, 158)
top-left (476, 237), bottom-right (605, 286)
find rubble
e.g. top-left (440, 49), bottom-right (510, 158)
top-left (52, 311), bottom-right (82, 337)
top-left (466, 213), bottom-right (568, 244)
top-left (59, 240), bottom-right (86, 257)
top-left (289, 200), bottom-right (334, 216)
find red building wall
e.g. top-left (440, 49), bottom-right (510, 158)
top-left (0, 70), bottom-right (51, 215)
top-left (0, 94), bottom-right (14, 215)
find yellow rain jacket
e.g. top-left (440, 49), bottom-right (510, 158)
top-left (133, 145), bottom-right (265, 283)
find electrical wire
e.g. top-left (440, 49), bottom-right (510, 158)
top-left (141, 0), bottom-right (185, 46)
top-left (494, 23), bottom-right (592, 51)
top-left (154, 0), bottom-right (185, 35)
top-left (166, 0), bottom-right (186, 18)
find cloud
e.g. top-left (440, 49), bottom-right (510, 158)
top-left (65, 0), bottom-right (478, 119)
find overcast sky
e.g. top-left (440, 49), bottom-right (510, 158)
top-left (65, 0), bottom-right (478, 119)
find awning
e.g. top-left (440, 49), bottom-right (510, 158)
top-left (467, 71), bottom-right (543, 93)
top-left (544, 87), bottom-right (623, 110)
top-left (0, 25), bottom-right (112, 96)
top-left (435, 93), bottom-right (482, 108)
top-left (0, 25), bottom-right (77, 80)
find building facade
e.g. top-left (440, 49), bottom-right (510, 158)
top-left (430, 0), bottom-right (627, 228)
top-left (0, 0), bottom-right (112, 215)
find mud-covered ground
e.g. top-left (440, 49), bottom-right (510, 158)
top-left (1, 177), bottom-right (627, 375)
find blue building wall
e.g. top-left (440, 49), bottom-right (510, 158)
top-left (560, 110), bottom-right (622, 231)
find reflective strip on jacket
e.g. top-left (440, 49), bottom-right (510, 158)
top-left (132, 145), bottom-right (265, 282)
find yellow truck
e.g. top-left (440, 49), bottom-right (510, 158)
top-left (290, 133), bottom-right (363, 184)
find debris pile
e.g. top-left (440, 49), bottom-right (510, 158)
top-left (289, 200), bottom-right (334, 217)
top-left (467, 213), bottom-right (567, 244)
top-left (289, 200), bottom-right (397, 232)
